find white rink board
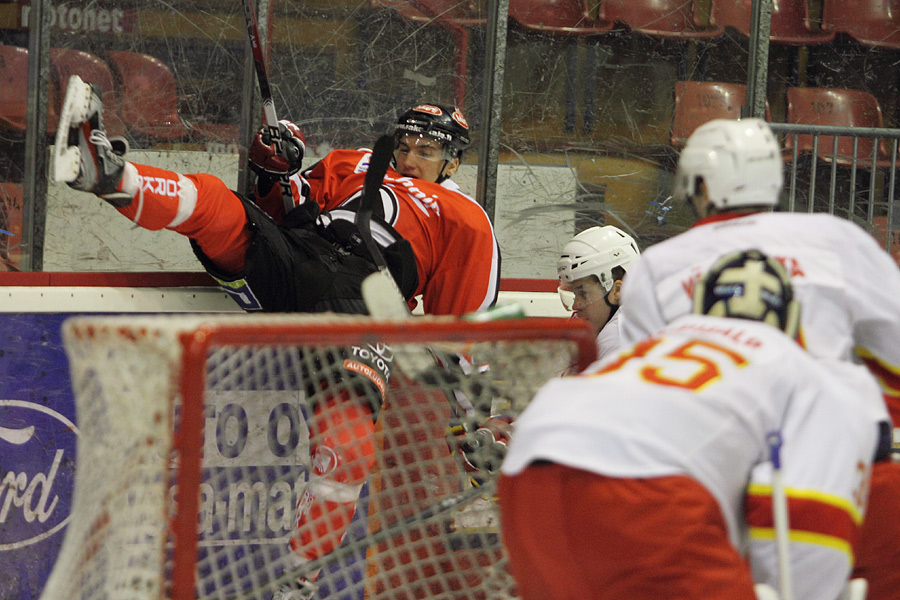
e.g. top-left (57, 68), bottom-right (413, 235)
top-left (0, 285), bottom-right (567, 316)
top-left (43, 150), bottom-right (576, 280)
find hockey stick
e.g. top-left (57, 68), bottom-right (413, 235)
top-left (356, 134), bottom-right (411, 317)
top-left (241, 0), bottom-right (294, 214)
top-left (766, 431), bottom-right (794, 600)
top-left (278, 481), bottom-right (493, 595)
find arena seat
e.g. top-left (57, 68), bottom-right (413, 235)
top-left (105, 50), bottom-right (190, 141)
top-left (50, 48), bottom-right (126, 138)
top-left (822, 0), bottom-right (900, 49)
top-left (0, 45), bottom-right (58, 134)
top-left (508, 0), bottom-right (613, 35)
top-left (711, 0), bottom-right (835, 45)
top-left (598, 0), bottom-right (723, 40)
top-left (370, 0), bottom-right (484, 106)
top-left (671, 81), bottom-right (748, 146)
top-left (508, 0), bottom-right (613, 133)
top-left (785, 86), bottom-right (892, 167)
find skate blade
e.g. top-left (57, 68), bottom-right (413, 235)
top-left (52, 74), bottom-right (91, 184)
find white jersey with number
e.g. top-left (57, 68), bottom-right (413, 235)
top-left (618, 211), bottom-right (900, 425)
top-left (503, 314), bottom-right (881, 600)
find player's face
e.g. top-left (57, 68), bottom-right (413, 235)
top-left (394, 135), bottom-right (459, 182)
top-left (563, 276), bottom-right (620, 335)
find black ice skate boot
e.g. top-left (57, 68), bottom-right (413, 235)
top-left (53, 74), bottom-right (132, 207)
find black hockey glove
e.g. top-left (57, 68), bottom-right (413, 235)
top-left (249, 119), bottom-right (305, 177)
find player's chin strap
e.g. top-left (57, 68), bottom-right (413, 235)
top-left (602, 289), bottom-right (619, 326)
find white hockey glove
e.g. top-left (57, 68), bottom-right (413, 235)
top-left (249, 119), bottom-right (305, 177)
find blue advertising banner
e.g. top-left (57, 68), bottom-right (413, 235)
top-left (0, 313), bottom-right (366, 600)
top-left (0, 314), bottom-right (75, 600)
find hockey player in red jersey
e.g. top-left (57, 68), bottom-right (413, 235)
top-left (556, 225), bottom-right (640, 361)
top-left (53, 74), bottom-right (500, 598)
top-left (618, 117), bottom-right (900, 600)
top-left (500, 249), bottom-right (887, 600)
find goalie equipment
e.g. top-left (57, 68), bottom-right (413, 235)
top-left (249, 119), bottom-right (306, 177)
top-left (692, 249), bottom-right (800, 338)
top-left (394, 103), bottom-right (471, 160)
top-left (557, 225), bottom-right (640, 293)
top-left (673, 117), bottom-right (782, 210)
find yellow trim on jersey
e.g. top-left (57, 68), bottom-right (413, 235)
top-left (746, 483), bottom-right (863, 525)
top-left (748, 527), bottom-right (854, 561)
top-left (855, 345), bottom-right (900, 395)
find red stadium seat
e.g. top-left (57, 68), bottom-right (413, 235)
top-left (50, 48), bottom-right (126, 138)
top-left (508, 0), bottom-right (613, 35)
top-left (370, 0), bottom-right (484, 106)
top-left (671, 81), bottom-right (748, 146)
top-left (0, 45), bottom-right (58, 134)
top-left (508, 0), bottom-right (613, 133)
top-left (105, 50), bottom-right (190, 141)
top-left (598, 0), bottom-right (723, 40)
top-left (822, 0), bottom-right (900, 49)
top-left (785, 86), bottom-right (892, 167)
top-left (711, 0), bottom-right (834, 45)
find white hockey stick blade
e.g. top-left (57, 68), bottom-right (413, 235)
top-left (754, 584), bottom-right (781, 600)
top-left (53, 75), bottom-right (91, 184)
top-left (361, 270), bottom-right (438, 377)
top-left (362, 269), bottom-right (410, 320)
top-left (838, 578), bottom-right (868, 600)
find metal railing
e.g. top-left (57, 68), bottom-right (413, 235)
top-left (768, 122), bottom-right (900, 254)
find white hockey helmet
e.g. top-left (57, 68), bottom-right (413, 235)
top-left (557, 225), bottom-right (640, 292)
top-left (673, 117), bottom-right (783, 210)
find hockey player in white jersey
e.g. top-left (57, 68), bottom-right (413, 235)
top-left (499, 249), bottom-right (886, 600)
top-left (557, 225), bottom-right (640, 361)
top-left (618, 117), bottom-right (900, 600)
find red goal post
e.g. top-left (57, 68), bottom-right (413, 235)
top-left (42, 313), bottom-right (596, 600)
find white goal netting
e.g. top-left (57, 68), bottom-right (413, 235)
top-left (42, 313), bottom-right (596, 600)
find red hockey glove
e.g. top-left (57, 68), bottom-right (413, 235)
top-left (447, 416), bottom-right (513, 485)
top-left (249, 119), bottom-right (306, 177)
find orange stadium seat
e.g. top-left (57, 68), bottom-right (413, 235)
top-left (711, 0), bottom-right (835, 44)
top-left (50, 48), bottom-right (126, 138)
top-left (598, 0), bottom-right (723, 40)
top-left (785, 86), bottom-right (892, 167)
top-left (105, 50), bottom-right (190, 141)
top-left (0, 45), bottom-right (58, 134)
top-left (822, 0), bottom-right (900, 49)
top-left (671, 81), bottom-right (748, 146)
top-left (508, 0), bottom-right (613, 35)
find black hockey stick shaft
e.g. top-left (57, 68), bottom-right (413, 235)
top-left (241, 0), bottom-right (278, 128)
top-left (241, 0), bottom-right (294, 213)
top-left (357, 134), bottom-right (398, 275)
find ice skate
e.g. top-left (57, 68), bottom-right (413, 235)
top-left (53, 74), bottom-right (131, 206)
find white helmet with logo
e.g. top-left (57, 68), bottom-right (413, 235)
top-left (673, 117), bottom-right (783, 210)
top-left (557, 225), bottom-right (640, 292)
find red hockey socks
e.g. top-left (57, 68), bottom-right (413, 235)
top-left (112, 162), bottom-right (251, 273)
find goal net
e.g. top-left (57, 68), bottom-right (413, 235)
top-left (41, 313), bottom-right (596, 600)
